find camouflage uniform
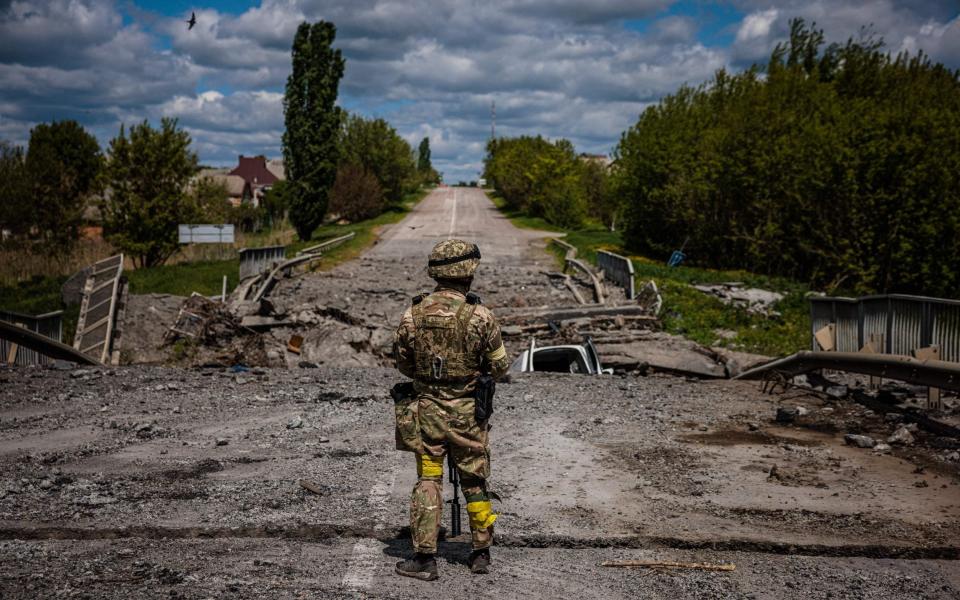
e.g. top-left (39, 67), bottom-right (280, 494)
top-left (394, 240), bottom-right (509, 556)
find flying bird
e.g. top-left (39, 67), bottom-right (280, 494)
top-left (186, 11), bottom-right (197, 30)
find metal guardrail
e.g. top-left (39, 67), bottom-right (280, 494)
top-left (810, 294), bottom-right (960, 363)
top-left (596, 250), bottom-right (636, 300)
top-left (0, 310), bottom-right (64, 366)
top-left (735, 350), bottom-right (960, 393)
top-left (297, 232), bottom-right (356, 256)
top-left (239, 245), bottom-right (286, 281)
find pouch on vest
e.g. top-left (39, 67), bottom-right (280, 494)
top-left (392, 382), bottom-right (423, 453)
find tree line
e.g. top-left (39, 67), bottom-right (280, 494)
top-left (486, 20), bottom-right (960, 298)
top-left (0, 19), bottom-right (438, 270)
top-left (483, 136), bottom-right (617, 230)
top-left (617, 20), bottom-right (960, 297)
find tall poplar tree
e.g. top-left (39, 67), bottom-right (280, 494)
top-left (417, 137), bottom-right (431, 173)
top-left (282, 21), bottom-right (345, 241)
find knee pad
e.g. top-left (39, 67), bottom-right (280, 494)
top-left (466, 500), bottom-right (498, 530)
top-left (416, 453), bottom-right (444, 479)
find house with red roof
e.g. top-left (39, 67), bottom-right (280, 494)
top-left (228, 155), bottom-right (285, 206)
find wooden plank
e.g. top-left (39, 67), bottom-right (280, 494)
top-left (601, 560), bottom-right (735, 572)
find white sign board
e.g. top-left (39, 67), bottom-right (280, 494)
top-left (178, 224), bottom-right (235, 244)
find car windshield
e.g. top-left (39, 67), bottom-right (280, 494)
top-left (532, 347), bottom-right (588, 374)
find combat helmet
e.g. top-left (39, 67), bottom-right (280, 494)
top-left (428, 239), bottom-right (481, 280)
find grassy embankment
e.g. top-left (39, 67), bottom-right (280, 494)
top-left (0, 188), bottom-right (432, 345)
top-left (490, 193), bottom-right (810, 357)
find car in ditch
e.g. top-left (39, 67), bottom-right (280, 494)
top-left (509, 336), bottom-right (613, 375)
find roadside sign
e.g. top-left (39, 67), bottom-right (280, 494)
top-left (178, 224), bottom-right (235, 244)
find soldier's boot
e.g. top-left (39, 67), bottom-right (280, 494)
top-left (468, 548), bottom-right (491, 574)
top-left (395, 553), bottom-right (439, 581)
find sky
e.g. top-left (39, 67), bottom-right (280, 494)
top-left (1, 1), bottom-right (958, 183)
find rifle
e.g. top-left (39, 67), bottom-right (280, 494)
top-left (447, 452), bottom-right (462, 537)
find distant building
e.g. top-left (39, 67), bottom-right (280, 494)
top-left (196, 168), bottom-right (252, 207)
top-left (266, 159), bottom-right (286, 182)
top-left (579, 153), bottom-right (612, 168)
top-left (229, 155), bottom-right (285, 206)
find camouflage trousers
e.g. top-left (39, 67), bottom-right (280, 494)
top-left (408, 395), bottom-right (493, 554)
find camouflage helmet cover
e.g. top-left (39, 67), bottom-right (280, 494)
top-left (427, 239), bottom-right (481, 279)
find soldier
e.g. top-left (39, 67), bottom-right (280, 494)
top-left (393, 239), bottom-right (510, 581)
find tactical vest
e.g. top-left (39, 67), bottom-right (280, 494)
top-left (412, 295), bottom-right (481, 384)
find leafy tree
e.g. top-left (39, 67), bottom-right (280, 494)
top-left (0, 142), bottom-right (30, 239)
top-left (613, 19), bottom-right (960, 297)
top-left (261, 179), bottom-right (290, 228)
top-left (24, 121), bottom-right (102, 252)
top-left (283, 21), bottom-right (345, 241)
top-left (338, 113), bottom-right (417, 205)
top-left (483, 135), bottom-right (587, 228)
top-left (328, 163), bottom-right (384, 221)
top-left (581, 159), bottom-right (618, 231)
top-left (101, 119), bottom-right (199, 268)
top-left (191, 176), bottom-right (231, 224)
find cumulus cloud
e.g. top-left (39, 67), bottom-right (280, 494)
top-left (736, 9), bottom-right (779, 44)
top-left (1, 0), bottom-right (958, 180)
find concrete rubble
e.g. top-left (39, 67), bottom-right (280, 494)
top-left (693, 282), bottom-right (784, 317)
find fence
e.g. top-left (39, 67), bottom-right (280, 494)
top-left (239, 245), bottom-right (286, 281)
top-left (596, 250), bottom-right (636, 300)
top-left (0, 310), bottom-right (64, 366)
top-left (809, 294), bottom-right (960, 363)
top-left (74, 254), bottom-right (125, 364)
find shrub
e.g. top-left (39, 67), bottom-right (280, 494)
top-left (328, 163), bottom-right (384, 222)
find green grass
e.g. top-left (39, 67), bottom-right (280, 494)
top-left (488, 194), bottom-right (565, 232)
top-left (495, 203), bottom-right (810, 357)
top-left (127, 259), bottom-right (238, 297)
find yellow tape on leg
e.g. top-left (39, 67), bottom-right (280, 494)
top-left (466, 500), bottom-right (498, 530)
top-left (416, 453), bottom-right (444, 479)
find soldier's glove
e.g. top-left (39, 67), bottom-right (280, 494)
top-left (390, 381), bottom-right (415, 404)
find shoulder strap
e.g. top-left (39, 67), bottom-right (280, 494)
top-left (454, 299), bottom-right (478, 338)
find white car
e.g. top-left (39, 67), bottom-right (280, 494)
top-left (509, 336), bottom-right (613, 375)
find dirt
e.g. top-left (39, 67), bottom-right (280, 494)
top-left (2, 189), bottom-right (959, 598)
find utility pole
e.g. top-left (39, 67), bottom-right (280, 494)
top-left (490, 100), bottom-right (496, 140)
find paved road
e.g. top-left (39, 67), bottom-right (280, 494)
top-left (369, 186), bottom-right (549, 263)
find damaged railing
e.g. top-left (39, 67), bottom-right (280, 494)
top-left (810, 294), bottom-right (960, 363)
top-left (0, 310), bottom-right (64, 366)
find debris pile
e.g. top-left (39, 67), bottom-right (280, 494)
top-left (693, 282), bottom-right (784, 317)
top-left (163, 294), bottom-right (268, 368)
top-left (767, 374), bottom-right (960, 467)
